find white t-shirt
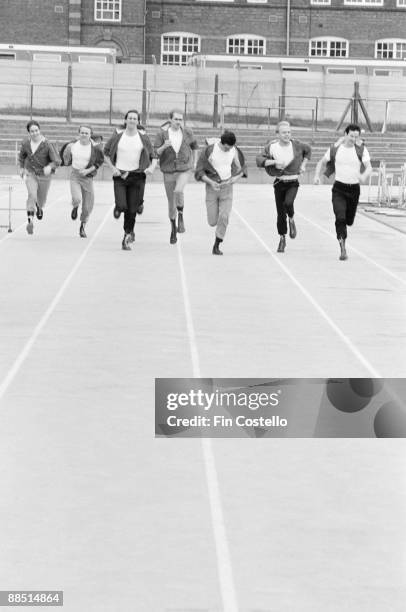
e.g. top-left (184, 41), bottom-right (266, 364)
top-left (30, 139), bottom-right (42, 154)
top-left (168, 127), bottom-right (183, 154)
top-left (269, 141), bottom-right (294, 168)
top-left (210, 142), bottom-right (236, 180)
top-left (116, 132), bottom-right (143, 171)
top-left (324, 144), bottom-right (370, 184)
top-left (71, 141), bottom-right (91, 170)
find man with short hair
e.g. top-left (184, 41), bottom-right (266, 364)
top-left (18, 120), bottom-right (60, 235)
top-left (154, 110), bottom-right (198, 244)
top-left (256, 120), bottom-right (311, 253)
top-left (314, 123), bottom-right (371, 261)
top-left (195, 131), bottom-right (247, 255)
top-left (62, 125), bottom-right (104, 238)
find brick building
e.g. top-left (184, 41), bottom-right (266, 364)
top-left (1, 0), bottom-right (406, 64)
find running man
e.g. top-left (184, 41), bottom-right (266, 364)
top-left (314, 123), bottom-right (372, 261)
top-left (195, 131), bottom-right (247, 255)
top-left (256, 121), bottom-right (311, 253)
top-left (154, 110), bottom-right (198, 244)
top-left (18, 120), bottom-right (60, 235)
top-left (62, 126), bottom-right (105, 238)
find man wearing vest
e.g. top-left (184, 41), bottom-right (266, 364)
top-left (314, 124), bottom-right (372, 261)
top-left (256, 121), bottom-right (311, 253)
top-left (195, 131), bottom-right (247, 255)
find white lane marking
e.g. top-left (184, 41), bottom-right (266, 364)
top-left (297, 210), bottom-right (406, 288)
top-left (0, 205), bottom-right (113, 401)
top-left (234, 209), bottom-right (382, 378)
top-left (177, 239), bottom-right (239, 612)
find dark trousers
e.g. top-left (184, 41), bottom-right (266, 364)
top-left (273, 180), bottom-right (299, 235)
top-left (332, 181), bottom-right (360, 240)
top-left (113, 172), bottom-right (146, 234)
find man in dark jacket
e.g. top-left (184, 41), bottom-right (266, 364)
top-left (18, 120), bottom-right (61, 235)
top-left (154, 110), bottom-right (198, 244)
top-left (256, 121), bottom-right (311, 253)
top-left (195, 131), bottom-right (247, 255)
top-left (62, 125), bottom-right (105, 238)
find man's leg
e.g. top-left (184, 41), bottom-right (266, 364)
top-left (24, 173), bottom-right (38, 234)
top-left (174, 170), bottom-right (190, 233)
top-left (113, 176), bottom-right (127, 219)
top-left (163, 173), bottom-right (178, 244)
top-left (273, 181), bottom-right (288, 252)
top-left (345, 185), bottom-right (360, 228)
top-left (79, 177), bottom-right (95, 238)
top-left (122, 174), bottom-right (146, 249)
top-left (332, 184), bottom-right (349, 260)
top-left (70, 171), bottom-right (82, 221)
top-left (213, 184), bottom-right (233, 255)
top-left (36, 176), bottom-right (51, 218)
top-left (283, 181), bottom-right (299, 239)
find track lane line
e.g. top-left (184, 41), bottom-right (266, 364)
top-left (0, 205), bottom-right (113, 401)
top-left (176, 239), bottom-right (239, 612)
top-left (234, 208), bottom-right (382, 378)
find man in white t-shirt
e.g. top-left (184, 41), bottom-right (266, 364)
top-left (314, 124), bottom-right (372, 261)
top-left (62, 126), bottom-right (104, 238)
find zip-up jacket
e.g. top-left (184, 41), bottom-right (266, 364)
top-left (62, 141), bottom-right (105, 178)
top-left (154, 126), bottom-right (198, 173)
top-left (195, 142), bottom-right (247, 183)
top-left (324, 143), bottom-right (365, 178)
top-left (18, 138), bottom-right (61, 176)
top-left (256, 139), bottom-right (311, 177)
top-left (104, 128), bottom-right (156, 171)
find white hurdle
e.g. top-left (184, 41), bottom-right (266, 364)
top-left (0, 175), bottom-right (25, 233)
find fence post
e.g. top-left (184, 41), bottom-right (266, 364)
top-left (278, 78), bottom-right (286, 121)
top-left (109, 88), bottom-right (113, 126)
top-left (213, 74), bottom-right (219, 128)
top-left (29, 84), bottom-right (34, 119)
top-left (315, 97), bottom-right (319, 131)
top-left (267, 107), bottom-right (271, 131)
top-left (141, 70), bottom-right (147, 126)
top-left (220, 94), bottom-right (225, 130)
top-left (184, 92), bottom-right (188, 125)
top-left (382, 100), bottom-right (390, 134)
top-left (66, 64), bottom-right (73, 123)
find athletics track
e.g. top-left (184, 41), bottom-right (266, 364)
top-left (0, 180), bottom-right (405, 611)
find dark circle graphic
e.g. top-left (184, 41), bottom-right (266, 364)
top-left (327, 379), bottom-right (371, 413)
top-left (374, 401), bottom-right (406, 437)
top-left (349, 378), bottom-right (384, 398)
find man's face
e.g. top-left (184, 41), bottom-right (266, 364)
top-left (29, 125), bottom-right (41, 141)
top-left (219, 142), bottom-right (233, 152)
top-left (344, 130), bottom-right (360, 146)
top-left (170, 113), bottom-right (183, 130)
top-left (79, 127), bottom-right (92, 145)
top-left (278, 125), bottom-right (291, 143)
top-left (126, 112), bottom-right (139, 128)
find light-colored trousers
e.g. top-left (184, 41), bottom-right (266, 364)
top-left (163, 171), bottom-right (191, 220)
top-left (24, 172), bottom-right (52, 213)
top-left (70, 169), bottom-right (95, 224)
top-left (205, 182), bottom-right (233, 239)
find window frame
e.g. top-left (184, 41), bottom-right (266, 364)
top-left (227, 34), bottom-right (266, 56)
top-left (161, 32), bottom-right (201, 66)
top-left (309, 37), bottom-right (349, 58)
top-left (94, 0), bottom-right (122, 22)
top-left (375, 38), bottom-right (406, 59)
top-left (343, 0), bottom-right (383, 6)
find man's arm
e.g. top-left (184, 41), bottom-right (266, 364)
top-left (314, 157), bottom-right (327, 184)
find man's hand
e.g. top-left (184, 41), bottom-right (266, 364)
top-left (313, 176), bottom-right (321, 185)
top-left (43, 165), bottom-right (52, 177)
top-left (112, 167), bottom-right (121, 177)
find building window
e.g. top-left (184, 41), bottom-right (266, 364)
top-left (397, 0), bottom-right (406, 5)
top-left (310, 0), bottom-right (331, 4)
top-left (376, 39), bottom-right (406, 58)
top-left (344, 0), bottom-right (383, 5)
top-left (309, 38), bottom-right (349, 57)
top-left (161, 33), bottom-right (200, 65)
top-left (227, 35), bottom-right (266, 55)
top-left (95, 0), bottom-right (121, 22)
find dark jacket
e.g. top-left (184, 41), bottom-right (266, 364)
top-left (324, 143), bottom-right (365, 178)
top-left (18, 138), bottom-right (61, 176)
top-left (154, 126), bottom-right (198, 173)
top-left (256, 139), bottom-right (311, 177)
top-left (104, 128), bottom-right (156, 171)
top-left (195, 141), bottom-right (247, 183)
top-left (62, 141), bottom-right (105, 178)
